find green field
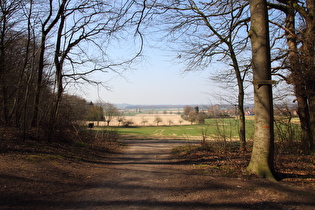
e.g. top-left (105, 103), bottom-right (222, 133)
top-left (116, 118), bottom-right (255, 140)
top-left (94, 116), bottom-right (301, 142)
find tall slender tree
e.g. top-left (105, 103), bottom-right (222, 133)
top-left (31, 0), bottom-right (65, 127)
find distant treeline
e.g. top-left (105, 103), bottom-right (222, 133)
top-left (116, 104), bottom-right (255, 110)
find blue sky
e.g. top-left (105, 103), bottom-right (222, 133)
top-left (68, 34), bottom-right (247, 105)
top-left (71, 2), bottom-right (291, 106)
top-left (78, 47), bottom-right (221, 105)
top-left (68, 9), bottom-right (245, 105)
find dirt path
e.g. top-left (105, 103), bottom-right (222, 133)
top-left (1, 139), bottom-right (314, 209)
top-left (49, 139), bottom-right (314, 210)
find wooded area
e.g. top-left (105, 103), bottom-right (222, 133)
top-left (0, 0), bottom-right (144, 139)
top-left (0, 0), bottom-right (314, 183)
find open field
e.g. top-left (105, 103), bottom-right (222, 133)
top-left (90, 117), bottom-right (255, 141)
top-left (121, 113), bottom-right (191, 126)
top-left (116, 118), bottom-right (255, 140)
top-left (90, 113), bottom-right (192, 126)
top-left (90, 115), bottom-right (302, 142)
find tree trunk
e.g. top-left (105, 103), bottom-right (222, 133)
top-left (31, 34), bottom-right (45, 127)
top-left (308, 95), bottom-right (315, 151)
top-left (238, 91), bottom-right (246, 151)
top-left (295, 93), bottom-right (313, 151)
top-left (228, 42), bottom-right (247, 151)
top-left (247, 0), bottom-right (277, 181)
top-left (283, 3), bottom-right (314, 153)
top-left (303, 0), bottom-right (315, 152)
top-left (47, 9), bottom-right (66, 141)
top-left (0, 14), bottom-right (9, 126)
top-left (31, 0), bottom-right (64, 128)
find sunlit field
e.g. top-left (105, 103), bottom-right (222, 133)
top-left (92, 114), bottom-right (301, 142)
top-left (89, 113), bottom-right (192, 126)
top-left (115, 113), bottom-right (192, 126)
top-left (91, 117), bottom-right (255, 141)
top-left (117, 118), bottom-right (255, 140)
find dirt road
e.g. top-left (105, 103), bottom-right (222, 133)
top-left (48, 139), bottom-right (314, 210)
top-left (2, 139), bottom-right (314, 209)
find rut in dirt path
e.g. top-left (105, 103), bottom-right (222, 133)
top-left (55, 139), bottom-right (315, 210)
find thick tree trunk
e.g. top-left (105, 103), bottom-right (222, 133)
top-left (308, 95), bottom-right (315, 151)
top-left (295, 93), bottom-right (313, 151)
top-left (284, 4), bottom-right (314, 153)
top-left (247, 0), bottom-right (277, 181)
top-left (303, 0), bottom-right (315, 152)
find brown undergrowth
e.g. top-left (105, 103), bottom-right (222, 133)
top-left (0, 127), bottom-right (121, 208)
top-left (172, 141), bottom-right (315, 190)
top-left (0, 127), bottom-right (120, 162)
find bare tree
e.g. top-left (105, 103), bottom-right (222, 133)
top-left (0, 0), bottom-right (148, 142)
top-left (30, 0), bottom-right (65, 127)
top-left (117, 115), bottom-right (126, 127)
top-left (0, 0), bottom-right (26, 126)
top-left (104, 103), bottom-right (118, 126)
top-left (187, 110), bottom-right (196, 124)
top-left (151, 0), bottom-right (250, 151)
top-left (141, 118), bottom-right (148, 126)
top-left (286, 0), bottom-right (315, 152)
top-left (0, 0), bottom-right (45, 130)
top-left (268, 0), bottom-right (315, 152)
top-left (25, 0), bottom-right (146, 136)
top-left (183, 106), bottom-right (193, 116)
top-left (154, 116), bottom-right (162, 126)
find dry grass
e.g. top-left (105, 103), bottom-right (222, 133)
top-left (90, 114), bottom-right (192, 126)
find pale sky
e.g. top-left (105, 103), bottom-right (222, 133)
top-left (68, 21), bottom-right (243, 105)
top-left (65, 3), bottom-right (253, 106)
top-left (77, 48), bottom-right (221, 105)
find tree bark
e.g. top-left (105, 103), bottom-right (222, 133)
top-left (308, 94), bottom-right (315, 151)
top-left (47, 4), bottom-right (66, 141)
top-left (304, 0), bottom-right (315, 152)
top-left (31, 0), bottom-right (64, 127)
top-left (284, 3), bottom-right (314, 152)
top-left (238, 88), bottom-right (246, 151)
top-left (247, 0), bottom-right (277, 181)
top-left (229, 45), bottom-right (247, 151)
top-left (0, 11), bottom-right (9, 126)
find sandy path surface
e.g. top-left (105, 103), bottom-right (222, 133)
top-left (51, 139), bottom-right (315, 210)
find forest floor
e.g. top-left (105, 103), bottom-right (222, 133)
top-left (0, 131), bottom-right (315, 209)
